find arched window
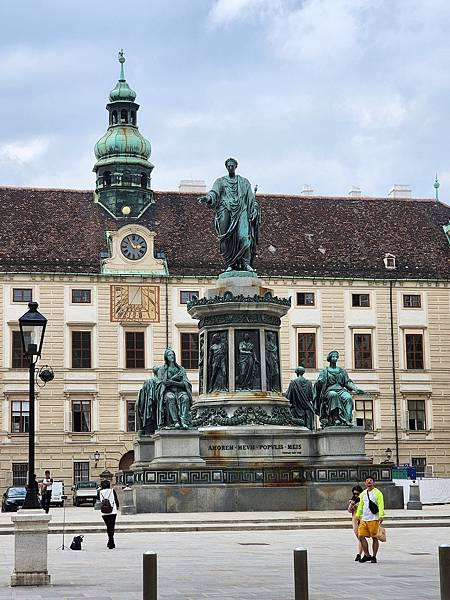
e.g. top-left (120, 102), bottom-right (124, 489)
top-left (103, 171), bottom-right (112, 187)
top-left (120, 109), bottom-right (128, 124)
top-left (122, 170), bottom-right (131, 185)
top-left (112, 110), bottom-right (118, 125)
top-left (140, 172), bottom-right (147, 188)
top-left (131, 111), bottom-right (136, 125)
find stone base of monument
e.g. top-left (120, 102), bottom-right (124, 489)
top-left (10, 510), bottom-right (51, 587)
top-left (121, 426), bottom-right (404, 512)
top-left (150, 429), bottom-right (206, 468)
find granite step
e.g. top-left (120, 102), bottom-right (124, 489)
top-left (1, 514), bottom-right (450, 535)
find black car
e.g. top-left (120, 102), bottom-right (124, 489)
top-left (1, 486), bottom-right (27, 512)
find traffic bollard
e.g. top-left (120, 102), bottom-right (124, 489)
top-left (440, 545), bottom-right (450, 600)
top-left (293, 547), bottom-right (309, 600)
top-left (143, 551), bottom-right (157, 600)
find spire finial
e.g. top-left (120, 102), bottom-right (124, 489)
top-left (434, 172), bottom-right (440, 202)
top-left (118, 49), bottom-right (125, 81)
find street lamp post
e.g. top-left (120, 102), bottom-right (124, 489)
top-left (19, 302), bottom-right (48, 510)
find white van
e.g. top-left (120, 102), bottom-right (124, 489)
top-left (50, 481), bottom-right (65, 507)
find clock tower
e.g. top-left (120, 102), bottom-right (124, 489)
top-left (93, 51), bottom-right (154, 218)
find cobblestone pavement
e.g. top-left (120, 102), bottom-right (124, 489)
top-left (0, 526), bottom-right (446, 599)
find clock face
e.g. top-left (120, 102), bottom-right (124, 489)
top-left (111, 285), bottom-right (160, 322)
top-left (120, 234), bottom-right (148, 261)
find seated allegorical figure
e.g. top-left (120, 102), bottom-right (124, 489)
top-left (155, 348), bottom-right (193, 429)
top-left (137, 348), bottom-right (193, 432)
top-left (314, 350), bottom-right (366, 427)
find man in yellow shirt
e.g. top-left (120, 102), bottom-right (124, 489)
top-left (356, 476), bottom-right (385, 563)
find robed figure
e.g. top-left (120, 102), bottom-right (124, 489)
top-left (136, 367), bottom-right (158, 435)
top-left (265, 332), bottom-right (280, 392)
top-left (314, 350), bottom-right (366, 427)
top-left (155, 348), bottom-right (193, 429)
top-left (284, 367), bottom-right (315, 430)
top-left (208, 333), bottom-right (228, 392)
top-left (237, 333), bottom-right (260, 390)
top-left (199, 158), bottom-right (260, 272)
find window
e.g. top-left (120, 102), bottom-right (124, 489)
top-left (354, 333), bottom-right (372, 369)
top-left (412, 457), bottom-right (427, 478)
top-left (384, 253), bottom-right (396, 270)
top-left (131, 110), bottom-right (136, 125)
top-left (140, 172), bottom-right (147, 188)
top-left (297, 332), bottom-right (316, 369)
top-left (180, 332), bottom-right (199, 369)
top-left (355, 398), bottom-right (373, 430)
top-left (12, 463), bottom-right (28, 486)
top-left (73, 462), bottom-right (89, 484)
top-left (11, 400), bottom-right (29, 433)
top-left (72, 331), bottom-right (91, 369)
top-left (72, 289), bottom-right (92, 304)
top-left (352, 293), bottom-right (370, 307)
top-left (125, 331), bottom-right (145, 369)
top-left (122, 170), bottom-right (131, 184)
top-left (120, 109), bottom-right (128, 123)
top-left (180, 290), bottom-right (199, 304)
top-left (13, 288), bottom-right (32, 303)
top-left (127, 401), bottom-right (137, 432)
top-left (403, 294), bottom-right (421, 308)
top-left (406, 333), bottom-right (424, 369)
top-left (12, 331), bottom-right (28, 368)
top-left (112, 110), bottom-right (118, 125)
top-left (103, 171), bottom-right (111, 187)
top-left (296, 292), bottom-right (315, 306)
top-left (72, 400), bottom-right (91, 432)
top-left (408, 399), bottom-right (426, 431)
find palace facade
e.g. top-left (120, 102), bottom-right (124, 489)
top-left (1, 56), bottom-right (450, 494)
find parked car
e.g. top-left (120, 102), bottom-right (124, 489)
top-left (50, 481), bottom-right (65, 507)
top-left (1, 486), bottom-right (27, 512)
top-left (72, 481), bottom-right (99, 506)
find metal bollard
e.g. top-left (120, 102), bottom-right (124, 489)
top-left (293, 547), bottom-right (309, 600)
top-left (439, 545), bottom-right (450, 600)
top-left (143, 551), bottom-right (157, 600)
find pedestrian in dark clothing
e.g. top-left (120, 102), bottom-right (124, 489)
top-left (40, 470), bottom-right (53, 514)
top-left (99, 479), bottom-right (119, 549)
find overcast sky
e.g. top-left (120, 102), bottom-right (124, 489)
top-left (0, 0), bottom-right (449, 200)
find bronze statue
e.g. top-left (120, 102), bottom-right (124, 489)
top-left (314, 350), bottom-right (366, 427)
top-left (284, 366), bottom-right (315, 430)
top-left (208, 332), bottom-right (228, 392)
top-left (136, 366), bottom-right (158, 435)
top-left (198, 335), bottom-right (205, 394)
top-left (265, 331), bottom-right (280, 391)
top-left (155, 348), bottom-right (193, 429)
top-left (237, 332), bottom-right (260, 390)
top-left (198, 158), bottom-right (260, 272)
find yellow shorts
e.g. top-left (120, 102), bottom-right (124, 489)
top-left (358, 520), bottom-right (380, 538)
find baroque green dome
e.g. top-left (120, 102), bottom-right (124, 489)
top-left (94, 126), bottom-right (151, 163)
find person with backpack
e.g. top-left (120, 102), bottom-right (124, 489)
top-left (99, 479), bottom-right (119, 549)
top-left (348, 484), bottom-right (364, 561)
top-left (355, 476), bottom-right (385, 563)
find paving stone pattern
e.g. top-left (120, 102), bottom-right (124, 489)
top-left (0, 527), bottom-right (444, 599)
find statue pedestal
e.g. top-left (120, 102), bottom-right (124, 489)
top-left (133, 435), bottom-right (155, 466)
top-left (151, 429), bottom-right (206, 468)
top-left (10, 510), bottom-right (51, 587)
top-left (314, 427), bottom-right (368, 463)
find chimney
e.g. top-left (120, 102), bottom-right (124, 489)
top-left (348, 186), bottom-right (361, 197)
top-left (178, 180), bottom-right (207, 193)
top-left (388, 184), bottom-right (412, 199)
top-left (301, 184), bottom-right (314, 196)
